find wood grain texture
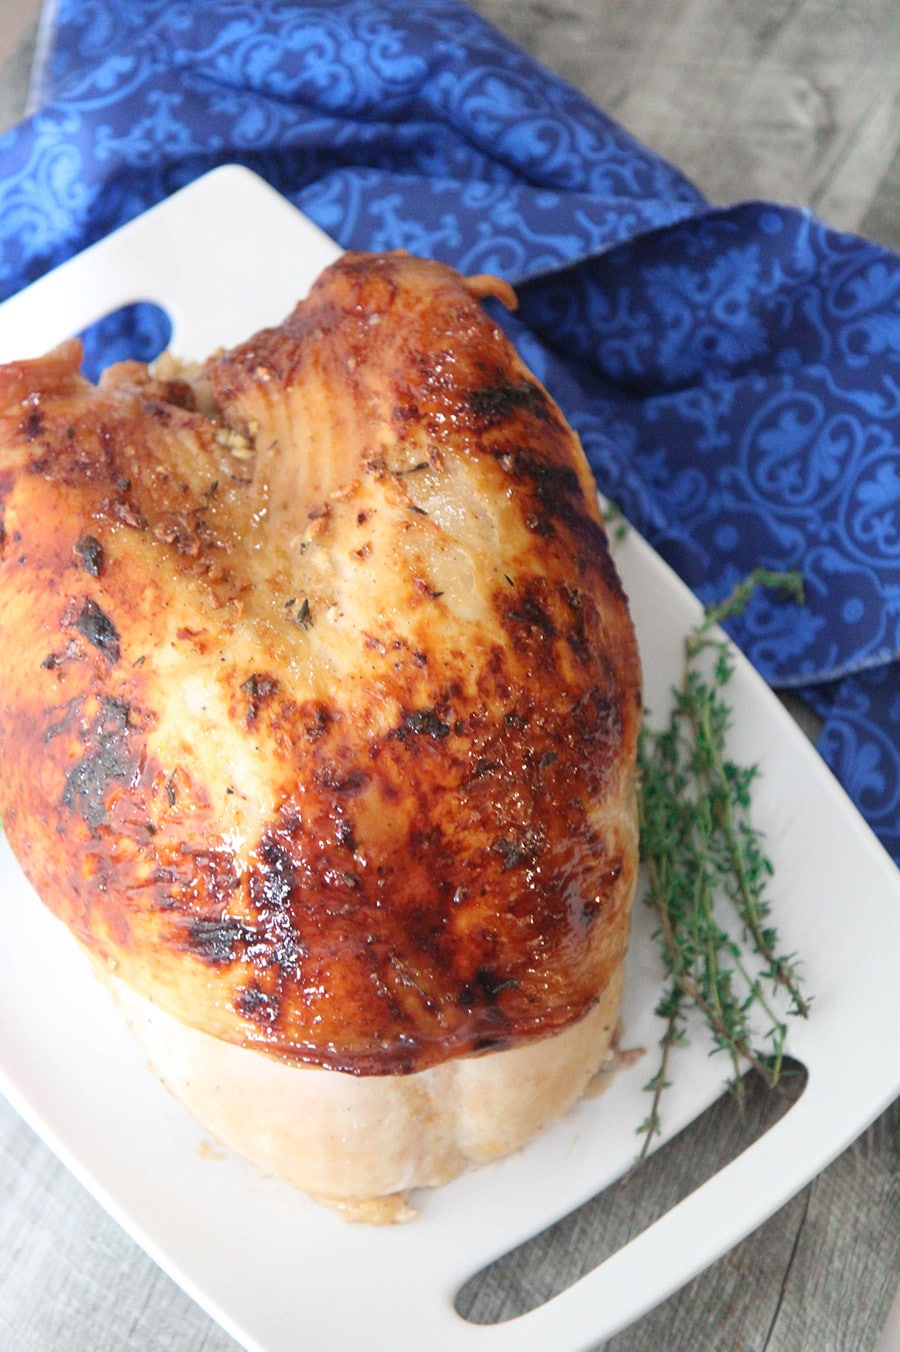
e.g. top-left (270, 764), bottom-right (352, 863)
top-left (471, 0), bottom-right (900, 253)
top-left (0, 2), bottom-right (38, 136)
top-left (0, 1094), bottom-right (237, 1352)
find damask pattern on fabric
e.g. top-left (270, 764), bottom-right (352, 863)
top-left (2, 0), bottom-right (897, 864)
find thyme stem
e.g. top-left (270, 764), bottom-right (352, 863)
top-left (636, 569), bottom-right (810, 1161)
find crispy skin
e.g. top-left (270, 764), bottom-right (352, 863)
top-left (0, 252), bottom-right (640, 1076)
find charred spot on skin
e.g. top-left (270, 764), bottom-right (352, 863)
top-left (468, 379), bottom-right (550, 425)
top-left (235, 982), bottom-right (280, 1026)
top-left (335, 816), bottom-right (357, 851)
top-left (60, 697), bottom-right (134, 829)
top-left (254, 837), bottom-right (295, 910)
top-left (74, 534), bottom-right (104, 577)
top-left (561, 585), bottom-right (591, 661)
top-left (391, 406), bottom-right (420, 431)
top-left (394, 708), bottom-right (451, 741)
top-left (492, 836), bottom-right (525, 870)
top-left (502, 451), bottom-right (614, 554)
top-left (507, 594), bottom-right (557, 636)
top-left (458, 967), bottom-right (518, 1010)
top-left (241, 672), bottom-right (280, 723)
top-left (472, 1035), bottom-right (506, 1052)
top-left (504, 707), bottom-right (529, 731)
top-left (72, 598), bottom-right (120, 662)
top-left (185, 916), bottom-right (252, 965)
top-left (316, 765), bottom-right (368, 795)
top-left (304, 706), bottom-right (331, 741)
top-left (580, 895), bottom-right (604, 926)
top-left (565, 628), bottom-right (591, 663)
top-left (22, 405), bottom-right (44, 442)
top-left (247, 836), bottom-right (304, 976)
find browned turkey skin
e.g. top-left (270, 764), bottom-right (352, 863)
top-left (0, 252), bottom-right (641, 1080)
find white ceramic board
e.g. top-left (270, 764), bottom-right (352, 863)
top-left (0, 165), bottom-right (898, 1351)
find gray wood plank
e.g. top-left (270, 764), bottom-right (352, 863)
top-left (765, 1101), bottom-right (900, 1352)
top-left (0, 1095), bottom-right (239, 1351)
top-left (471, 0), bottom-right (900, 251)
top-left (605, 1102), bottom-right (900, 1352)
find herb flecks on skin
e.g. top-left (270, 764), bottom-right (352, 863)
top-left (285, 596), bottom-right (313, 630)
top-left (636, 568), bottom-right (810, 1161)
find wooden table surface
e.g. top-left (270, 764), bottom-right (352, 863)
top-left (1, 2), bottom-right (898, 1349)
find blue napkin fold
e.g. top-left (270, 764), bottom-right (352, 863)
top-left (2, 0), bottom-right (897, 865)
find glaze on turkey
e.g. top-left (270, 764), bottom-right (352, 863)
top-left (0, 252), bottom-right (641, 1215)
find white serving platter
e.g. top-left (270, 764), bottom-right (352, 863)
top-left (0, 164), bottom-right (898, 1351)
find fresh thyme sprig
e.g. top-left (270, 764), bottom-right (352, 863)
top-left (636, 568), bottom-right (810, 1160)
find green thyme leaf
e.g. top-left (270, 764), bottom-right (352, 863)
top-left (635, 570), bottom-right (810, 1161)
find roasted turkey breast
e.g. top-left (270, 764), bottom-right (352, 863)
top-left (0, 251), bottom-right (640, 1217)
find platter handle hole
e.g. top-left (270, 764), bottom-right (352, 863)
top-left (455, 1055), bottom-right (808, 1325)
top-left (77, 302), bottom-right (173, 383)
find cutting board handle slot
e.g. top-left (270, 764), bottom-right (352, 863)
top-left (77, 301), bottom-right (173, 382)
top-left (455, 1055), bottom-right (808, 1327)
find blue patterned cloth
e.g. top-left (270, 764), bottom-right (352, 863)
top-left (2, 0), bottom-right (898, 864)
